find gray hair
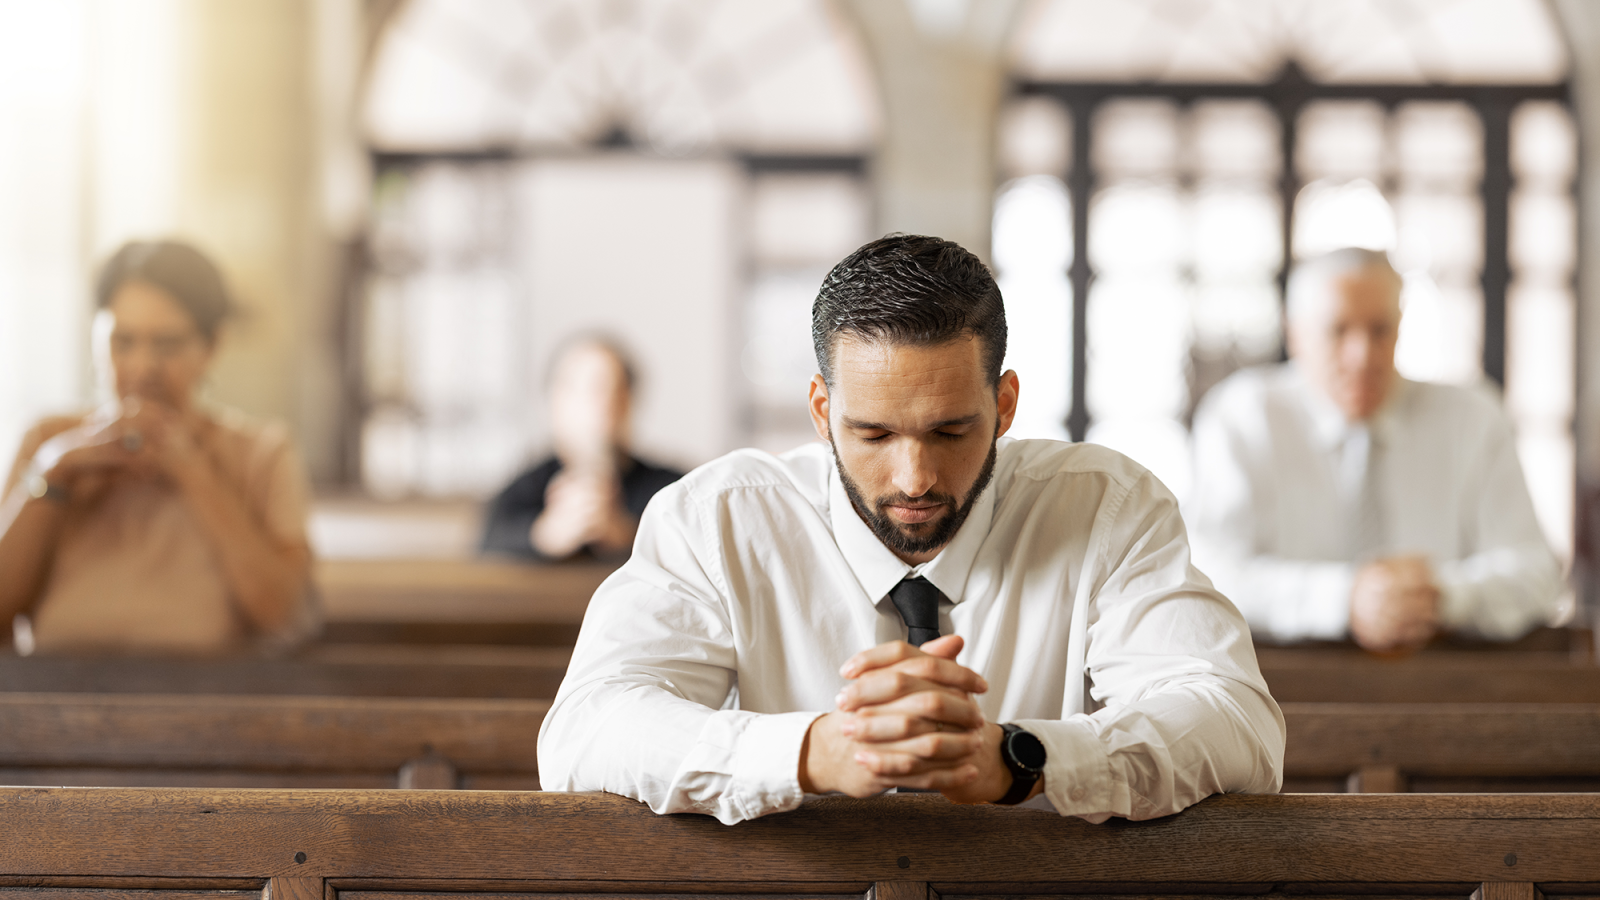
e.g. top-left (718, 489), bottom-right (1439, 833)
top-left (1285, 248), bottom-right (1403, 327)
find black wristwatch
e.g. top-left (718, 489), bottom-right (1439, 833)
top-left (995, 723), bottom-right (1047, 805)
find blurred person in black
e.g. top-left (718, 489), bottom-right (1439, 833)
top-left (481, 336), bottom-right (682, 561)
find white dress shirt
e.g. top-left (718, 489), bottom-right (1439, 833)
top-left (538, 438), bottom-right (1285, 824)
top-left (1186, 364), bottom-right (1562, 643)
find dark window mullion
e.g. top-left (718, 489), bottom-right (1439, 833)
top-left (1481, 95), bottom-right (1513, 387)
top-left (1066, 99), bottom-right (1095, 442)
top-left (1276, 103), bottom-right (1300, 362)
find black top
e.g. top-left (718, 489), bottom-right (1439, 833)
top-left (479, 454), bottom-right (685, 561)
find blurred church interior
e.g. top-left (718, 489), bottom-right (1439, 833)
top-left (1, 0), bottom-right (1595, 615)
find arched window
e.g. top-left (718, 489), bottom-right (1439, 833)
top-left (996, 0), bottom-right (1576, 559)
top-left (354, 0), bottom-right (879, 496)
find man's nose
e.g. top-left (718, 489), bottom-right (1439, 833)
top-left (1340, 332), bottom-right (1375, 369)
top-left (891, 439), bottom-right (938, 498)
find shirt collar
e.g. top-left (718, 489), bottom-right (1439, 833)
top-left (1366, 378), bottom-right (1408, 446)
top-left (827, 448), bottom-right (997, 609)
top-left (1290, 363), bottom-right (1409, 449)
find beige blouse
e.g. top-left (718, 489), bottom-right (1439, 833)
top-left (8, 405), bottom-right (314, 655)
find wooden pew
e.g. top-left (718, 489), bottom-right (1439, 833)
top-left (8, 691), bottom-right (1598, 796)
top-left (0, 692), bottom-right (546, 790)
top-left (1256, 625), bottom-right (1594, 663)
top-left (1283, 701), bottom-right (1600, 792)
top-left (1257, 626), bottom-right (1595, 703)
top-left (3, 789), bottom-right (1599, 896)
top-left (316, 558), bottom-right (614, 645)
top-left (1263, 657), bottom-right (1600, 703)
top-left (0, 644), bottom-right (570, 698)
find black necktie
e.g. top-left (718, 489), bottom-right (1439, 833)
top-left (889, 577), bottom-right (943, 647)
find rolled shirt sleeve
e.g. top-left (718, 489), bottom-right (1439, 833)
top-left (537, 481), bottom-right (823, 823)
top-left (1031, 469), bottom-right (1284, 821)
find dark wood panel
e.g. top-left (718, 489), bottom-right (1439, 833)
top-left (341, 894), bottom-right (869, 900)
top-left (942, 889), bottom-right (1527, 898)
top-left (0, 877), bottom-right (263, 891)
top-left (5, 791), bottom-right (1600, 885)
top-left (330, 883), bottom-right (874, 896)
top-left (0, 892), bottom-right (260, 899)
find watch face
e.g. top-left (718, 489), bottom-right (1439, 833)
top-left (1008, 730), bottom-right (1047, 771)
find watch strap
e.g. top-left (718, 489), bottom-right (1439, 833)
top-left (995, 723), bottom-right (1043, 805)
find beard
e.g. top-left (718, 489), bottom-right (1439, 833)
top-left (832, 429), bottom-right (998, 559)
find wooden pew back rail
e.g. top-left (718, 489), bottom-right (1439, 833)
top-left (0, 646), bottom-right (572, 699)
top-left (1282, 702), bottom-right (1600, 793)
top-left (4, 791), bottom-right (1600, 897)
top-left (0, 693), bottom-right (546, 790)
top-left (4, 695), bottom-right (1600, 794)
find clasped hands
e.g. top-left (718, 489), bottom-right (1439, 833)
top-left (1350, 554), bottom-right (1441, 653)
top-left (799, 635), bottom-right (1030, 804)
top-left (33, 398), bottom-right (210, 504)
top-left (531, 468), bottom-right (638, 558)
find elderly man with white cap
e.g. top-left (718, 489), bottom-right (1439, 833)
top-left (1187, 248), bottom-right (1562, 652)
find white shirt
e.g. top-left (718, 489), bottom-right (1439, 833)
top-left (1186, 364), bottom-right (1562, 643)
top-left (537, 438), bottom-right (1285, 824)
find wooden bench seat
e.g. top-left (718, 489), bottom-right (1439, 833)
top-left (0, 692), bottom-right (545, 790)
top-left (1283, 701), bottom-right (1600, 792)
top-left (1264, 657), bottom-right (1600, 703)
top-left (315, 558), bottom-right (612, 646)
top-left (1258, 627), bottom-right (1596, 703)
top-left (0, 645), bottom-right (570, 698)
top-left (2, 789), bottom-right (1599, 897)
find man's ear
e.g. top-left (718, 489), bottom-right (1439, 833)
top-left (807, 374), bottom-right (831, 443)
top-left (995, 369), bottom-right (1020, 438)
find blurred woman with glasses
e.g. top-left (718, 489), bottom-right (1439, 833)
top-left (0, 240), bottom-right (315, 655)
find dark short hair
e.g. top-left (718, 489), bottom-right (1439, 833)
top-left (812, 234), bottom-right (1007, 388)
top-left (95, 240), bottom-right (234, 342)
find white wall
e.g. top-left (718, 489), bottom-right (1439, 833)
top-left (517, 155), bottom-right (742, 472)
